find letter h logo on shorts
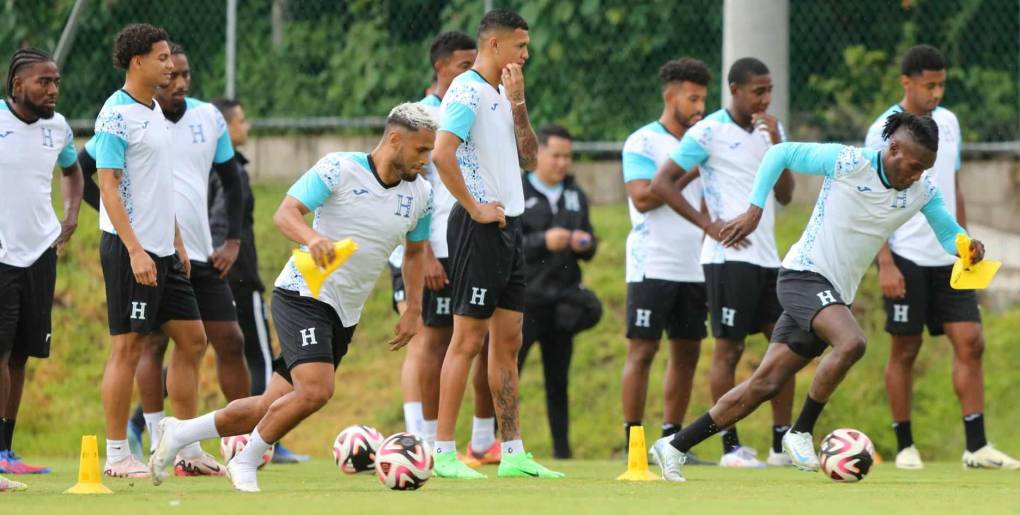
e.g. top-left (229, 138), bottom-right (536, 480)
top-left (816, 290), bottom-right (837, 306)
top-left (130, 301), bottom-right (148, 320)
top-left (394, 194), bottom-right (414, 219)
top-left (436, 297), bottom-right (451, 315)
top-left (300, 327), bottom-right (318, 347)
top-left (469, 287), bottom-right (487, 306)
top-left (720, 307), bottom-right (737, 327)
top-left (892, 304), bottom-right (909, 323)
top-left (634, 309), bottom-right (651, 328)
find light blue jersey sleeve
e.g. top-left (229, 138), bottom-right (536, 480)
top-left (212, 110), bottom-right (235, 164)
top-left (57, 126), bottom-right (77, 168)
top-left (439, 82), bottom-right (480, 142)
top-left (920, 185), bottom-right (967, 256)
top-left (93, 109), bottom-right (128, 169)
top-left (748, 143), bottom-right (858, 207)
top-left (621, 151), bottom-right (656, 182)
top-left (287, 154), bottom-right (344, 210)
top-left (406, 189), bottom-right (434, 242)
top-left (670, 132), bottom-right (710, 172)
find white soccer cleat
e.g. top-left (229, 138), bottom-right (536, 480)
top-left (782, 431), bottom-right (819, 472)
top-left (226, 459), bottom-right (260, 492)
top-left (895, 445), bottom-right (924, 470)
top-left (175, 452), bottom-right (226, 477)
top-left (149, 417), bottom-right (185, 485)
top-left (766, 449), bottom-right (793, 467)
top-left (104, 455), bottom-right (151, 478)
top-left (0, 474), bottom-right (27, 492)
top-left (719, 446), bottom-right (766, 468)
top-left (962, 444), bottom-right (1020, 470)
top-left (651, 436), bottom-right (687, 482)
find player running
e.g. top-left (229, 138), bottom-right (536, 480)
top-left (869, 44), bottom-right (1018, 470)
top-left (653, 111), bottom-right (985, 481)
top-left (149, 102), bottom-right (435, 492)
top-left (0, 48), bottom-right (83, 490)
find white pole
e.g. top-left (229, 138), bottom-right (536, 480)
top-left (484, 0), bottom-right (492, 14)
top-left (226, 0), bottom-right (237, 98)
top-left (722, 0), bottom-right (789, 126)
top-left (54, 0), bottom-right (90, 68)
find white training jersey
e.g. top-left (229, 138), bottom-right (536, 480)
top-left (0, 101), bottom-right (77, 267)
top-left (865, 105), bottom-right (962, 267)
top-left (169, 98), bottom-right (235, 262)
top-left (621, 121), bottom-right (705, 283)
top-left (275, 152), bottom-right (433, 326)
top-left (93, 89), bottom-right (176, 257)
top-left (438, 69), bottom-right (525, 216)
top-left (671, 109), bottom-right (784, 268)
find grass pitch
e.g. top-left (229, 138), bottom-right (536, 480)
top-left (5, 458), bottom-right (1017, 515)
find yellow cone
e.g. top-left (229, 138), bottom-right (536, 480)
top-left (616, 426), bottom-right (659, 481)
top-left (951, 233), bottom-right (1001, 290)
top-left (64, 435), bottom-right (113, 494)
top-left (292, 238), bottom-right (358, 298)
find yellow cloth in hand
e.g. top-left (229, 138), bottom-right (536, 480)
top-left (950, 233), bottom-right (1000, 290)
top-left (292, 238), bottom-right (358, 298)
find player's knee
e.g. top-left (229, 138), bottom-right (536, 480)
top-left (672, 342), bottom-right (701, 367)
top-left (748, 375), bottom-right (783, 402)
top-left (627, 340), bottom-right (658, 367)
top-left (110, 341), bottom-right (144, 365)
top-left (713, 343), bottom-right (743, 369)
top-left (215, 330), bottom-right (246, 359)
top-left (955, 334), bottom-right (985, 363)
top-left (835, 335), bottom-right (867, 363)
top-left (298, 383), bottom-right (334, 410)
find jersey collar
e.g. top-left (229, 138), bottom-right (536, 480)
top-left (469, 69), bottom-right (500, 93)
top-left (367, 153), bottom-right (401, 189)
top-left (120, 88), bottom-right (156, 110)
top-left (875, 151), bottom-right (893, 189)
top-left (3, 99), bottom-right (38, 125)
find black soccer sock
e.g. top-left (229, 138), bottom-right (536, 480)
top-left (624, 421), bottom-right (641, 451)
top-left (1, 418), bottom-right (12, 452)
top-left (963, 413), bottom-right (987, 452)
top-left (669, 413), bottom-right (721, 453)
top-left (792, 396), bottom-right (826, 434)
top-left (720, 427), bottom-right (741, 453)
top-left (661, 423), bottom-right (681, 438)
top-left (130, 404), bottom-right (146, 433)
top-left (772, 425), bottom-right (791, 453)
top-left (0, 418), bottom-right (8, 452)
top-left (892, 420), bottom-right (914, 451)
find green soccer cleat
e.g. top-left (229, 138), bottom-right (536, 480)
top-left (497, 452), bottom-right (565, 478)
top-left (433, 450), bottom-right (487, 479)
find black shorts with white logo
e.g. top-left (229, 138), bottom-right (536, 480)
top-left (883, 252), bottom-right (981, 337)
top-left (100, 232), bottom-right (201, 336)
top-left (389, 263), bottom-right (406, 314)
top-left (447, 203), bottom-right (526, 318)
top-left (625, 279), bottom-right (708, 341)
top-left (704, 262), bottom-right (782, 340)
top-left (0, 248), bottom-right (57, 357)
top-left (271, 287), bottom-right (356, 383)
top-left (189, 261), bottom-right (237, 322)
top-left (423, 258), bottom-right (454, 327)
top-left (771, 268), bottom-right (847, 358)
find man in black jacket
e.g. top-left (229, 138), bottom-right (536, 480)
top-left (518, 125), bottom-right (598, 459)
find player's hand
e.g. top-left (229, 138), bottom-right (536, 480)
top-left (752, 112), bottom-right (782, 144)
top-left (501, 63), bottom-right (526, 104)
top-left (470, 201), bottom-right (507, 228)
top-left (174, 243), bottom-right (192, 278)
top-left (424, 253), bottom-right (448, 292)
top-left (387, 308), bottom-right (421, 351)
top-left (545, 227), bottom-right (571, 251)
top-left (878, 261), bottom-right (906, 299)
top-left (969, 239), bottom-right (985, 265)
top-left (719, 206), bottom-right (763, 249)
top-left (570, 230), bottom-right (593, 252)
top-left (211, 239), bottom-right (241, 277)
top-left (53, 217), bottom-right (78, 255)
top-left (129, 248), bottom-right (158, 287)
top-left (307, 235), bottom-right (335, 269)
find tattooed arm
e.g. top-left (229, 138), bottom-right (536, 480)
top-left (502, 63), bottom-right (538, 170)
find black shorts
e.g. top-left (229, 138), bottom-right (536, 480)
top-left (447, 203), bottom-right (526, 318)
top-left (389, 263), bottom-right (406, 313)
top-left (704, 262), bottom-right (782, 340)
top-left (270, 288), bottom-right (355, 383)
top-left (883, 252), bottom-right (981, 336)
top-left (423, 258), bottom-right (454, 327)
top-left (190, 261), bottom-right (237, 322)
top-left (625, 279), bottom-right (707, 341)
top-left (0, 248), bottom-right (57, 358)
top-left (771, 268), bottom-right (847, 358)
top-left (100, 232), bottom-right (200, 336)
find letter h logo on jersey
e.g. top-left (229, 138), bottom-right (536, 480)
top-left (41, 127), bottom-right (54, 148)
top-left (394, 194), bottom-right (414, 219)
top-left (189, 124), bottom-right (206, 144)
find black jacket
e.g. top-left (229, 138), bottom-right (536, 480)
top-left (209, 152), bottom-right (264, 291)
top-left (521, 173), bottom-right (598, 307)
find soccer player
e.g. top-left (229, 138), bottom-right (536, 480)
top-left (868, 45), bottom-right (1018, 470)
top-left (92, 24), bottom-right (209, 478)
top-left (148, 102), bottom-right (435, 492)
top-left (650, 57), bottom-right (796, 467)
top-left (431, 9), bottom-right (562, 479)
top-left (0, 48), bottom-right (83, 490)
top-left (653, 111), bottom-right (984, 481)
top-left (619, 58), bottom-right (711, 463)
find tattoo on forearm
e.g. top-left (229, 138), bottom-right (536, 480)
top-left (512, 104), bottom-right (538, 170)
top-left (496, 367), bottom-right (519, 440)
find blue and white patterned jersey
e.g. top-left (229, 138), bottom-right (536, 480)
top-left (0, 101), bottom-right (77, 267)
top-left (92, 89), bottom-right (176, 257)
top-left (275, 152), bottom-right (432, 326)
top-left (621, 121), bottom-right (704, 283)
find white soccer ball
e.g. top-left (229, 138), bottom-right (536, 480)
top-left (819, 428), bottom-right (876, 482)
top-left (375, 432), bottom-right (432, 491)
top-left (219, 434), bottom-right (274, 469)
top-left (333, 424), bottom-right (385, 474)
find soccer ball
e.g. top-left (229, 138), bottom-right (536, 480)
top-left (375, 432), bottom-right (432, 491)
top-left (819, 428), bottom-right (875, 482)
top-left (333, 424), bottom-right (385, 474)
top-left (219, 434), bottom-right (274, 469)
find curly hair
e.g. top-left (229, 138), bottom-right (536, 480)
top-left (901, 44), bottom-right (945, 76)
top-left (659, 58), bottom-right (711, 88)
top-left (112, 23), bottom-right (169, 69)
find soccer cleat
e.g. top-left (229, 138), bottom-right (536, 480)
top-left (271, 443), bottom-right (308, 464)
top-left (149, 417), bottom-right (186, 485)
top-left (766, 449), bottom-right (793, 467)
top-left (895, 445), bottom-right (924, 470)
top-left (719, 446), bottom-right (767, 468)
top-left (226, 459), bottom-right (260, 492)
top-left (497, 451), bottom-right (564, 478)
top-left (651, 436), bottom-right (686, 482)
top-left (782, 430), bottom-right (819, 472)
top-left (962, 444), bottom-right (1020, 470)
top-left (104, 455), bottom-right (151, 478)
top-left (457, 451), bottom-right (482, 468)
top-left (466, 441), bottom-right (501, 465)
top-left (0, 451), bottom-right (50, 474)
top-left (0, 474), bottom-right (27, 492)
top-left (433, 450), bottom-right (487, 479)
top-left (174, 452), bottom-right (226, 477)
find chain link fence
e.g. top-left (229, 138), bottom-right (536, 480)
top-left (3, 0), bottom-right (1017, 144)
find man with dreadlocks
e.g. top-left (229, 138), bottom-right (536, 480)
top-left (0, 47), bottom-right (83, 491)
top-left (651, 111), bottom-right (988, 482)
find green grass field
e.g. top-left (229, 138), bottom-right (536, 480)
top-left (5, 459), bottom-right (1018, 514)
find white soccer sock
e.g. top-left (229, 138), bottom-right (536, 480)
top-left (403, 402), bottom-right (424, 435)
top-left (422, 420), bottom-right (438, 451)
top-left (106, 439), bottom-right (130, 463)
top-left (143, 411), bottom-right (165, 453)
top-left (470, 417), bottom-right (496, 454)
top-left (501, 439), bottom-right (525, 457)
top-left (172, 412), bottom-right (221, 449)
top-left (235, 428), bottom-right (271, 468)
top-left (434, 440), bottom-right (457, 455)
